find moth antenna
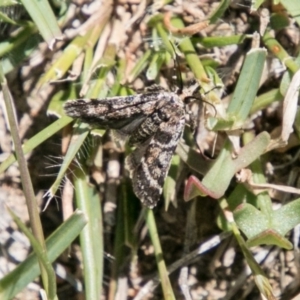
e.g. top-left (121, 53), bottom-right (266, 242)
top-left (185, 95), bottom-right (217, 118)
top-left (185, 83), bottom-right (224, 118)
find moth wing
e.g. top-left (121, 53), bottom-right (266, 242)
top-left (126, 111), bottom-right (185, 208)
top-left (64, 92), bottom-right (162, 131)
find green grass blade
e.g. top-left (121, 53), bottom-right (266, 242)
top-left (45, 122), bottom-right (89, 200)
top-left (0, 116), bottom-right (73, 173)
top-left (19, 0), bottom-right (62, 47)
top-left (7, 208), bottom-right (57, 300)
top-left (128, 49), bottom-right (152, 83)
top-left (192, 34), bottom-right (248, 48)
top-left (227, 48), bottom-right (267, 125)
top-left (263, 30), bottom-right (299, 73)
top-left (209, 0), bottom-right (231, 24)
top-left (250, 88), bottom-right (282, 114)
top-left (74, 164), bottom-right (103, 299)
top-left (0, 210), bottom-right (87, 300)
top-left (146, 209), bottom-right (175, 300)
top-left (0, 64), bottom-right (49, 295)
top-left (231, 222), bottom-right (275, 299)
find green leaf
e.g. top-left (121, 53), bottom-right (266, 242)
top-left (176, 142), bottom-right (212, 175)
top-left (247, 229), bottom-right (293, 250)
top-left (163, 154), bottom-right (180, 208)
top-left (233, 202), bottom-right (293, 249)
top-left (250, 88), bottom-right (282, 115)
top-left (233, 199), bottom-right (300, 250)
top-left (272, 198), bottom-right (300, 236)
top-left (227, 48), bottom-right (266, 119)
top-left (280, 0), bottom-right (300, 27)
top-left (270, 13), bottom-right (290, 30)
top-left (234, 203), bottom-right (270, 238)
top-left (201, 132), bottom-right (270, 199)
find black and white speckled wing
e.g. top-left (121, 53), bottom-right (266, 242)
top-left (126, 104), bottom-right (185, 208)
top-left (64, 87), bottom-right (189, 208)
top-left (63, 89), bottom-right (170, 135)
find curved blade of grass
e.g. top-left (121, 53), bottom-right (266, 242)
top-left (37, 32), bottom-right (92, 88)
top-left (146, 209), bottom-right (176, 300)
top-left (7, 208), bottom-right (57, 300)
top-left (0, 116), bottom-right (73, 173)
top-left (263, 30), bottom-right (299, 73)
top-left (185, 132), bottom-right (270, 200)
top-left (19, 0), bottom-right (62, 48)
top-left (0, 64), bottom-right (49, 294)
top-left (0, 9), bottom-right (19, 24)
top-left (231, 221), bottom-right (276, 300)
top-left (209, 0), bottom-right (230, 24)
top-left (73, 165), bottom-right (103, 300)
top-left (38, 9), bottom-right (110, 87)
top-left (45, 122), bottom-right (90, 200)
top-left (0, 210), bottom-right (87, 300)
top-left (176, 142), bottom-right (212, 175)
top-left (37, 24), bottom-right (108, 88)
top-left (208, 48), bottom-right (267, 130)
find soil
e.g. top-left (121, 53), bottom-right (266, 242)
top-left (0, 1), bottom-right (300, 299)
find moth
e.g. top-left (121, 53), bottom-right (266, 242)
top-left (64, 83), bottom-right (200, 208)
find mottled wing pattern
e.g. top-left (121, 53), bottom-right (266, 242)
top-left (64, 87), bottom-right (187, 208)
top-left (64, 90), bottom-right (168, 134)
top-left (126, 102), bottom-right (185, 208)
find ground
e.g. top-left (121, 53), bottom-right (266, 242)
top-left (0, 0), bottom-right (300, 299)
